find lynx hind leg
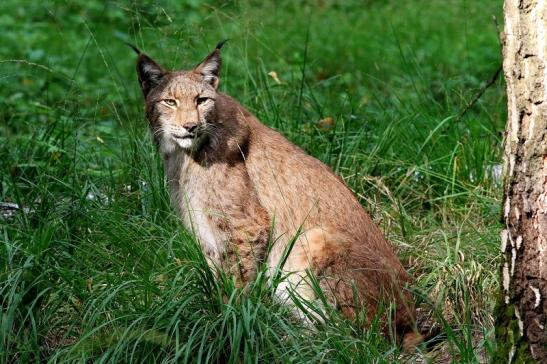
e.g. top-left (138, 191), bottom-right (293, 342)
top-left (274, 229), bottom-right (422, 348)
top-left (273, 228), bottom-right (348, 323)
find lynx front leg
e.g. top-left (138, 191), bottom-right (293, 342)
top-left (224, 226), bottom-right (269, 287)
top-left (202, 162), bottom-right (271, 287)
top-left (209, 193), bottom-right (270, 287)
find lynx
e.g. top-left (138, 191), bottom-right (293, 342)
top-left (132, 41), bottom-right (422, 349)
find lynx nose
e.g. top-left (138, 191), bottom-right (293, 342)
top-left (183, 122), bottom-right (198, 133)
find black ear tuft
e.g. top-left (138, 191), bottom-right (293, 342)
top-left (194, 40), bottom-right (228, 89)
top-left (215, 39), bottom-right (229, 50)
top-left (125, 42), bottom-right (142, 55)
top-left (136, 53), bottom-right (165, 97)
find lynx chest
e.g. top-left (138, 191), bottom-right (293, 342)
top-left (164, 153), bottom-right (226, 265)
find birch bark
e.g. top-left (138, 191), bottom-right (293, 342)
top-left (495, 1), bottom-right (547, 362)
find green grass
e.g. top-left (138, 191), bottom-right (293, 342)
top-left (1, 0), bottom-right (504, 362)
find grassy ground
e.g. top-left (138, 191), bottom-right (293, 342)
top-left (0, 1), bottom-right (504, 362)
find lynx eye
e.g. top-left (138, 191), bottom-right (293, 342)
top-left (161, 99), bottom-right (177, 107)
top-left (196, 97), bottom-right (210, 105)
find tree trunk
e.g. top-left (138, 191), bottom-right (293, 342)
top-left (495, 1), bottom-right (547, 362)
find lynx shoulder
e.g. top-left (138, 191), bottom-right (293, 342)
top-left (133, 41), bottom-right (422, 349)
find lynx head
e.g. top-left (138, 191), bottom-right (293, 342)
top-left (134, 41), bottom-right (227, 154)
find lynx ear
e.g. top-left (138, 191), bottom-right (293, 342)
top-left (193, 40), bottom-right (228, 89)
top-left (136, 53), bottom-right (165, 97)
